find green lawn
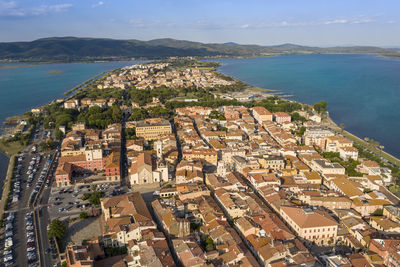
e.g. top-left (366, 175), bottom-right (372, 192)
top-left (0, 140), bottom-right (25, 156)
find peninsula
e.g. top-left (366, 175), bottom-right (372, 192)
top-left (1, 58), bottom-right (399, 267)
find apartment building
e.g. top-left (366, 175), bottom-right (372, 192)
top-left (135, 118), bottom-right (172, 140)
top-left (280, 206), bottom-right (338, 245)
top-left (252, 106), bottom-right (273, 123)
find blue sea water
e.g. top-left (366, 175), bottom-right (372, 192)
top-left (0, 60), bottom-right (142, 125)
top-left (212, 54), bottom-right (400, 158)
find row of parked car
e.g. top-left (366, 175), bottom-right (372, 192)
top-left (11, 155), bottom-right (28, 203)
top-left (29, 156), bottom-right (52, 204)
top-left (3, 212), bottom-right (15, 266)
top-left (25, 212), bottom-right (39, 266)
top-left (26, 154), bottom-right (41, 184)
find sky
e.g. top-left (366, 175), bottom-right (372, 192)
top-left (0, 0), bottom-right (399, 47)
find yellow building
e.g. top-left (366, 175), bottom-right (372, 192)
top-left (135, 118), bottom-right (172, 140)
top-left (183, 149), bottom-right (218, 164)
top-left (252, 106), bottom-right (273, 123)
top-left (280, 206), bottom-right (338, 246)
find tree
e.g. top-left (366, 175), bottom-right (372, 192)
top-left (296, 126), bottom-right (306, 137)
top-left (111, 104), bottom-right (122, 123)
top-left (55, 129), bottom-right (64, 141)
top-left (48, 219), bottom-right (66, 240)
top-left (89, 191), bottom-right (105, 206)
top-left (209, 110), bottom-right (226, 120)
top-left (339, 123), bottom-right (345, 133)
top-left (204, 238), bottom-right (215, 251)
top-left (291, 112), bottom-right (306, 122)
top-left (129, 108), bottom-right (147, 121)
top-left (313, 100), bottom-right (328, 113)
top-left (125, 128), bottom-right (137, 140)
top-left (79, 212), bottom-right (89, 219)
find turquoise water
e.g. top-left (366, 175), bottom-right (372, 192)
top-left (0, 61), bottom-right (142, 124)
top-left (213, 54), bottom-right (400, 158)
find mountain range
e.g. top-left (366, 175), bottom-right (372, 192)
top-left (0, 37), bottom-right (398, 62)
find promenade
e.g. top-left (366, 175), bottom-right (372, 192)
top-left (322, 115), bottom-right (400, 167)
top-left (0, 155), bottom-right (14, 225)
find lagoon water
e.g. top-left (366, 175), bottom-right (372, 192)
top-left (213, 54), bottom-right (400, 158)
top-left (0, 55), bottom-right (400, 159)
top-left (0, 61), bottom-right (142, 125)
top-left (0, 60), bottom-right (141, 190)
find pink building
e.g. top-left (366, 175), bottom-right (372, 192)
top-left (274, 112), bottom-right (291, 124)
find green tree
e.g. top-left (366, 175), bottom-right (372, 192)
top-left (129, 108), bottom-right (147, 121)
top-left (313, 100), bottom-right (328, 113)
top-left (55, 129), bottom-right (64, 141)
top-left (111, 104), bottom-right (122, 123)
top-left (339, 123), bottom-right (345, 133)
top-left (89, 191), bottom-right (105, 206)
top-left (291, 112), bottom-right (307, 122)
top-left (79, 212), bottom-right (89, 219)
top-left (125, 128), bottom-right (137, 140)
top-left (296, 126), bottom-right (306, 137)
top-left (48, 219), bottom-right (66, 240)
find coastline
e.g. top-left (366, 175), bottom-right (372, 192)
top-left (322, 115), bottom-right (400, 166)
top-left (0, 151), bottom-right (10, 196)
top-left (1, 58), bottom-right (399, 181)
top-left (0, 152), bottom-right (12, 226)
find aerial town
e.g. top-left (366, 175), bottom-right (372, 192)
top-left (1, 60), bottom-right (400, 267)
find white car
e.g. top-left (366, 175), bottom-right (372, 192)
top-left (5, 238), bottom-right (13, 248)
top-left (3, 254), bottom-right (13, 262)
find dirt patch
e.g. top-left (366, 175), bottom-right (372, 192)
top-left (64, 217), bottom-right (101, 246)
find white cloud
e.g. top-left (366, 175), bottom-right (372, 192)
top-left (352, 18), bottom-right (372, 24)
top-left (323, 19), bottom-right (348, 25)
top-left (92, 1), bottom-right (104, 8)
top-left (239, 16), bottom-right (376, 29)
top-left (0, 1), bottom-right (72, 17)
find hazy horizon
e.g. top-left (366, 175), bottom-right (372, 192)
top-left (0, 0), bottom-right (399, 47)
top-left (1, 36), bottom-right (399, 49)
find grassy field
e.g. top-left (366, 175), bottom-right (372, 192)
top-left (246, 86), bottom-right (276, 92)
top-left (0, 140), bottom-right (25, 156)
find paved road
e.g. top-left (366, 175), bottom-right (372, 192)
top-left (36, 185), bottom-right (55, 267)
top-left (34, 151), bottom-right (58, 267)
top-left (9, 150), bottom-right (47, 266)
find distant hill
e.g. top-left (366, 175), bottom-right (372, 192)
top-left (0, 37), bottom-right (398, 62)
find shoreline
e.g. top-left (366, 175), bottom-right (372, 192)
top-left (212, 63), bottom-right (400, 167)
top-left (1, 58), bottom-right (399, 170)
top-left (2, 51), bottom-right (400, 66)
top-left (0, 153), bottom-right (13, 227)
top-left (0, 151), bottom-right (10, 197)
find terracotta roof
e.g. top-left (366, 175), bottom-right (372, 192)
top-left (253, 106), bottom-right (272, 116)
top-left (281, 206), bottom-right (338, 228)
top-left (59, 154), bottom-right (87, 164)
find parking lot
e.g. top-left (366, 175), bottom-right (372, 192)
top-left (48, 182), bottom-right (126, 220)
top-left (1, 150), bottom-right (51, 267)
top-left (0, 123), bottom-right (58, 267)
